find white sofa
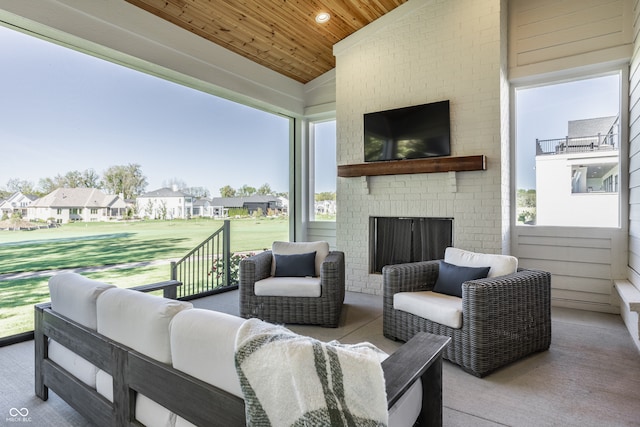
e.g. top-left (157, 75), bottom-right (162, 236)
top-left (36, 272), bottom-right (449, 427)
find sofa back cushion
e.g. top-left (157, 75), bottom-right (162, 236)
top-left (271, 241), bottom-right (330, 277)
top-left (170, 309), bottom-right (245, 397)
top-left (444, 247), bottom-right (517, 278)
top-left (96, 288), bottom-right (192, 364)
top-left (49, 272), bottom-right (115, 329)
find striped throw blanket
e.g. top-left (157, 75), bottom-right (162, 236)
top-left (234, 319), bottom-right (388, 427)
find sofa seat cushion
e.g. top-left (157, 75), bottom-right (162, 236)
top-left (170, 309), bottom-right (245, 397)
top-left (48, 341), bottom-right (98, 388)
top-left (393, 291), bottom-right (463, 329)
top-left (95, 370), bottom-right (174, 427)
top-left (445, 247), bottom-right (517, 278)
top-left (271, 241), bottom-right (330, 277)
top-left (254, 277), bottom-right (321, 297)
top-left (49, 272), bottom-right (115, 329)
top-left (96, 288), bottom-right (192, 364)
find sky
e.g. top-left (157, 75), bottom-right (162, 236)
top-left (0, 25), bottom-right (336, 197)
top-left (515, 74), bottom-right (620, 190)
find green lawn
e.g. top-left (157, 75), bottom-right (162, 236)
top-left (0, 217), bottom-right (288, 338)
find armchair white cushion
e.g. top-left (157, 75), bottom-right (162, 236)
top-left (394, 291), bottom-right (463, 329)
top-left (254, 276), bottom-right (321, 297)
top-left (444, 247), bottom-right (517, 278)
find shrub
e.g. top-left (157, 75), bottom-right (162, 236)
top-left (209, 252), bottom-right (255, 286)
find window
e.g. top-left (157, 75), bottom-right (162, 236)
top-left (310, 120), bottom-right (337, 221)
top-left (515, 73), bottom-right (621, 227)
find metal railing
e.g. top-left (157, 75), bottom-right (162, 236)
top-left (536, 133), bottom-right (618, 155)
top-left (170, 220), bottom-right (233, 300)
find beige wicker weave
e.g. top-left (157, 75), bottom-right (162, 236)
top-left (239, 250), bottom-right (345, 327)
top-left (383, 260), bottom-right (551, 377)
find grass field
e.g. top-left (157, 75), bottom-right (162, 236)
top-left (0, 217), bottom-right (289, 338)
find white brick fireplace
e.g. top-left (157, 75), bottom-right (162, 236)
top-left (333, 0), bottom-right (509, 294)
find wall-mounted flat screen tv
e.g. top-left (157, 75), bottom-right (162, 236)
top-left (364, 100), bottom-right (450, 162)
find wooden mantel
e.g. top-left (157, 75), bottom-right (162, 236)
top-left (337, 155), bottom-right (486, 177)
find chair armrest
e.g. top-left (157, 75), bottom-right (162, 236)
top-left (320, 251), bottom-right (345, 299)
top-left (382, 260), bottom-right (440, 296)
top-left (462, 268), bottom-right (551, 330)
top-left (239, 251), bottom-right (273, 295)
top-left (382, 332), bottom-right (450, 427)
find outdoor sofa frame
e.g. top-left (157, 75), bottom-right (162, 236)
top-left (35, 281), bottom-right (450, 427)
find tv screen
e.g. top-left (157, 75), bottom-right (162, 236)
top-left (364, 100), bottom-right (450, 162)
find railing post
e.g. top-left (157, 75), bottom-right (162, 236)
top-left (170, 261), bottom-right (177, 281)
top-left (223, 220), bottom-right (231, 287)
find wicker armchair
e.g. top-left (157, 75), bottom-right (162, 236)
top-left (383, 259), bottom-right (551, 377)
top-left (239, 243), bottom-right (345, 327)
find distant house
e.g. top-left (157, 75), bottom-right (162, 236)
top-left (210, 195), bottom-right (285, 216)
top-left (535, 115), bottom-right (620, 227)
top-left (137, 188), bottom-right (194, 219)
top-left (191, 198), bottom-right (228, 218)
top-left (0, 192), bottom-right (38, 218)
top-left (28, 188), bottom-right (127, 223)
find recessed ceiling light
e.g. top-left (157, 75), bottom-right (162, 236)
top-left (315, 12), bottom-right (331, 24)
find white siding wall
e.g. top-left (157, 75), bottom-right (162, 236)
top-left (629, 0), bottom-right (640, 286)
top-left (510, 0), bottom-right (633, 312)
top-left (509, 0), bottom-right (633, 80)
top-left (334, 0), bottom-right (507, 294)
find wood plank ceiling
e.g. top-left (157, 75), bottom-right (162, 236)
top-left (125, 0), bottom-right (408, 83)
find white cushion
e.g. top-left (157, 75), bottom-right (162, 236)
top-left (95, 370), bottom-right (173, 426)
top-left (254, 277), bottom-right (321, 297)
top-left (48, 341), bottom-right (98, 388)
top-left (444, 247), bottom-right (517, 278)
top-left (48, 272), bottom-right (115, 329)
top-left (394, 291), bottom-right (463, 329)
top-left (388, 381), bottom-right (422, 427)
top-left (135, 394), bottom-right (175, 427)
top-left (48, 272), bottom-right (114, 391)
top-left (271, 241), bottom-right (330, 277)
top-left (96, 288), bottom-right (192, 364)
top-left (170, 309), bottom-right (245, 397)
top-left (95, 370), bottom-right (113, 401)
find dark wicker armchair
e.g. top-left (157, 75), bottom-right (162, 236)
top-left (383, 259), bottom-right (551, 377)
top-left (239, 244), bottom-right (345, 328)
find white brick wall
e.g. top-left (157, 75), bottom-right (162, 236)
top-left (335, 0), bottom-right (505, 294)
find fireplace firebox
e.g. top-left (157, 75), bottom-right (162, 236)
top-left (369, 217), bottom-right (453, 274)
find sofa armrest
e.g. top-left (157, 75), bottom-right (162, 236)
top-left (462, 268), bottom-right (552, 339)
top-left (382, 332), bottom-right (450, 427)
top-left (383, 260), bottom-right (440, 296)
top-left (320, 251), bottom-right (345, 301)
top-left (239, 250), bottom-right (273, 294)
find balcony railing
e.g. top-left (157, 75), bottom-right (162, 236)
top-left (536, 133), bottom-right (618, 155)
top-left (170, 219), bottom-right (234, 299)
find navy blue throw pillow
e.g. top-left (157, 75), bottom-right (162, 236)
top-left (274, 251), bottom-right (317, 277)
top-left (432, 260), bottom-right (490, 298)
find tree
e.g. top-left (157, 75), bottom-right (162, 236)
top-left (315, 191), bottom-right (336, 201)
top-left (102, 163), bottom-right (148, 199)
top-left (516, 189), bottom-right (536, 208)
top-left (219, 185), bottom-right (236, 198)
top-left (184, 186), bottom-right (210, 198)
top-left (257, 183), bottom-right (272, 195)
top-left (38, 177), bottom-right (61, 194)
top-left (237, 185), bottom-right (256, 197)
top-left (163, 177), bottom-right (187, 191)
top-left (6, 178), bottom-right (35, 194)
